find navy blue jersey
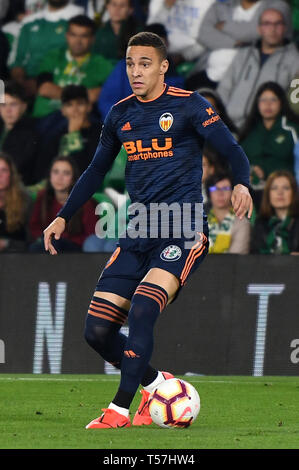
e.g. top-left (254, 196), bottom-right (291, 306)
top-left (58, 85), bottom-right (250, 230)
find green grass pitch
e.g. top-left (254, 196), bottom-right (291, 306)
top-left (0, 374), bottom-right (299, 449)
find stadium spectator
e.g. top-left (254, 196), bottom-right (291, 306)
top-left (239, 82), bottom-right (299, 192)
top-left (1, 4), bottom-right (27, 68)
top-left (217, 8), bottom-right (299, 130)
top-left (93, 0), bottom-right (143, 63)
top-left (0, 152), bottom-right (32, 252)
top-left (146, 0), bottom-right (214, 66)
top-left (83, 146), bottom-right (128, 252)
top-left (250, 170), bottom-right (299, 254)
top-left (205, 172), bottom-right (251, 254)
top-left (0, 0), bottom-right (9, 23)
top-left (187, 0), bottom-right (292, 90)
top-left (0, 30), bottom-right (9, 80)
top-left (10, 0), bottom-right (84, 95)
top-left (97, 23), bottom-right (185, 120)
top-left (0, 81), bottom-right (40, 186)
top-left (29, 155), bottom-right (98, 252)
top-left (202, 144), bottom-right (227, 206)
top-left (32, 14), bottom-right (113, 118)
top-left (35, 85), bottom-right (100, 181)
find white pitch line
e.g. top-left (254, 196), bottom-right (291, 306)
top-left (0, 377), bottom-right (296, 385)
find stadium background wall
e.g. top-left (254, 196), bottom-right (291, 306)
top-left (0, 254), bottom-right (298, 376)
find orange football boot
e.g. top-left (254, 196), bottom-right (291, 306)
top-left (133, 371), bottom-right (174, 426)
top-left (86, 408), bottom-right (131, 429)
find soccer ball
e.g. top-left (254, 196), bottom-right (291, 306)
top-left (148, 378), bottom-right (200, 429)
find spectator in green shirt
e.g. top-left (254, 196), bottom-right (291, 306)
top-left (239, 81), bottom-right (299, 184)
top-left (93, 0), bottom-right (142, 63)
top-left (10, 0), bottom-right (84, 96)
top-left (32, 14), bottom-right (114, 118)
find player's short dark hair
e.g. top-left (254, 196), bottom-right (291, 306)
top-left (127, 31), bottom-right (167, 60)
top-left (61, 84), bottom-right (89, 104)
top-left (68, 15), bottom-right (97, 35)
top-left (3, 80), bottom-right (27, 102)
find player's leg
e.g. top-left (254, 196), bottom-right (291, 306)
top-left (84, 248), bottom-right (172, 428)
top-left (132, 234), bottom-right (209, 425)
top-left (107, 269), bottom-right (178, 426)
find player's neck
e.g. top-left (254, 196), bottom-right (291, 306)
top-left (136, 83), bottom-right (166, 102)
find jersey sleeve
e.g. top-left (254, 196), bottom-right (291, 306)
top-left (188, 92), bottom-right (250, 188)
top-left (57, 108), bottom-right (121, 222)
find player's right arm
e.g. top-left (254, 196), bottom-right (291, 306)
top-left (43, 109), bottom-right (121, 254)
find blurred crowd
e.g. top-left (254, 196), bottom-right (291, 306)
top-left (0, 0), bottom-right (299, 255)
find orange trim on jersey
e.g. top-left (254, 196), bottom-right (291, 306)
top-left (135, 285), bottom-right (168, 311)
top-left (180, 234), bottom-right (207, 285)
top-left (180, 246), bottom-right (206, 286)
top-left (105, 247), bottom-right (121, 270)
top-left (168, 86), bottom-right (193, 94)
top-left (114, 93), bottom-right (135, 106)
top-left (136, 83), bottom-right (166, 103)
top-left (167, 91), bottom-right (192, 97)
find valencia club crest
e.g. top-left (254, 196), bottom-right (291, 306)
top-left (159, 113), bottom-right (173, 132)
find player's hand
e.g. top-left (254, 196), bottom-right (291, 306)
top-left (231, 184), bottom-right (253, 220)
top-left (43, 217), bottom-right (66, 255)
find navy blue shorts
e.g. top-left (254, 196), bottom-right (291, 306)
top-left (95, 230), bottom-right (209, 302)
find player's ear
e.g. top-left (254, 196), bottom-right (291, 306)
top-left (160, 59), bottom-right (169, 75)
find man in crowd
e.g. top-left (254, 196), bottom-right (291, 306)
top-left (32, 14), bottom-right (113, 118)
top-left (10, 0), bottom-right (84, 94)
top-left (217, 8), bottom-right (299, 129)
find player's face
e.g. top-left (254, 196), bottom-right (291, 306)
top-left (0, 159), bottom-right (11, 191)
top-left (0, 94), bottom-right (27, 129)
top-left (209, 178), bottom-right (232, 210)
top-left (269, 176), bottom-right (293, 211)
top-left (258, 90), bottom-right (281, 120)
top-left (50, 161), bottom-right (74, 192)
top-left (66, 24), bottom-right (94, 57)
top-left (126, 46), bottom-right (169, 101)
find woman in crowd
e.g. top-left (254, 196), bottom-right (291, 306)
top-left (239, 82), bottom-right (299, 188)
top-left (251, 170), bottom-right (299, 254)
top-left (205, 171), bottom-right (251, 254)
top-left (29, 155), bottom-right (98, 252)
top-left (0, 152), bottom-right (32, 252)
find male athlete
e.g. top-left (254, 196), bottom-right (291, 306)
top-left (44, 32), bottom-right (253, 429)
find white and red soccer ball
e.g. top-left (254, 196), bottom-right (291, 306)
top-left (148, 378), bottom-right (200, 429)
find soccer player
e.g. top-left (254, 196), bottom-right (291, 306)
top-left (43, 32), bottom-right (253, 429)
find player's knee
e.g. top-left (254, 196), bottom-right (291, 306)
top-left (84, 314), bottom-right (114, 353)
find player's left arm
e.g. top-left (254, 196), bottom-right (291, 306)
top-left (189, 93), bottom-right (253, 220)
